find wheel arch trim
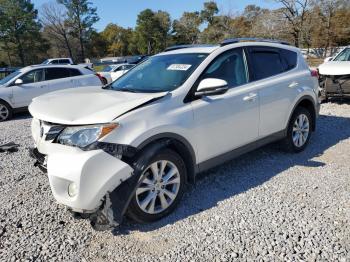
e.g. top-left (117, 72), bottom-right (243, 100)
top-left (136, 132), bottom-right (197, 182)
top-left (285, 95), bottom-right (318, 134)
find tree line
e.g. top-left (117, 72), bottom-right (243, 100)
top-left (0, 0), bottom-right (349, 67)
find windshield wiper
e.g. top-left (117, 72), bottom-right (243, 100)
top-left (102, 83), bottom-right (112, 90)
top-left (116, 88), bottom-right (139, 93)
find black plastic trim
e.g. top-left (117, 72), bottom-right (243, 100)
top-left (137, 133), bottom-right (196, 166)
top-left (197, 130), bottom-right (286, 173)
top-left (286, 95), bottom-right (318, 132)
top-left (29, 148), bottom-right (47, 172)
top-left (83, 142), bottom-right (137, 158)
top-left (220, 38), bottom-right (290, 46)
top-left (13, 106), bottom-right (27, 113)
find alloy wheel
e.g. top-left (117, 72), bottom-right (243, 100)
top-left (292, 114), bottom-right (310, 147)
top-left (136, 160), bottom-right (181, 214)
top-left (0, 104), bottom-right (9, 121)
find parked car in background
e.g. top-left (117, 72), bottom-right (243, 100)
top-left (127, 55), bottom-right (149, 64)
top-left (42, 58), bottom-right (74, 65)
top-left (29, 38), bottom-right (319, 228)
top-left (97, 64), bottom-right (135, 84)
top-left (318, 47), bottom-right (350, 101)
top-left (100, 55), bottom-right (148, 65)
top-left (0, 64), bottom-right (103, 121)
top-left (42, 58), bottom-right (94, 69)
top-left (0, 67), bottom-right (20, 80)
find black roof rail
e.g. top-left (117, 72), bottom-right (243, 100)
top-left (220, 38), bottom-right (290, 46)
top-left (164, 44), bottom-right (217, 52)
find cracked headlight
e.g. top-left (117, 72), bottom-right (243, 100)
top-left (57, 123), bottom-right (118, 148)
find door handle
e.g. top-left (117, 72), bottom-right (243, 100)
top-left (40, 85), bottom-right (46, 88)
top-left (243, 93), bottom-right (257, 102)
top-left (288, 81), bottom-right (299, 88)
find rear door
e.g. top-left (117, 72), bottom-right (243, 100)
top-left (12, 69), bottom-right (48, 107)
top-left (246, 46), bottom-right (299, 137)
top-left (68, 68), bottom-right (83, 87)
top-left (45, 67), bottom-right (73, 92)
top-left (70, 68), bottom-right (101, 87)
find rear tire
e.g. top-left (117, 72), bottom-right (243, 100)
top-left (0, 100), bottom-right (13, 122)
top-left (127, 149), bottom-right (186, 223)
top-left (282, 107), bottom-right (312, 153)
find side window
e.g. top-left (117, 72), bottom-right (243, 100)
top-left (20, 69), bottom-right (44, 84)
top-left (45, 68), bottom-right (71, 81)
top-left (114, 66), bottom-right (122, 72)
top-left (249, 48), bottom-right (284, 80)
top-left (60, 59), bottom-right (71, 64)
top-left (51, 60), bottom-right (59, 64)
top-left (201, 49), bottom-right (248, 87)
top-left (280, 49), bottom-right (297, 71)
top-left (69, 68), bottom-right (82, 76)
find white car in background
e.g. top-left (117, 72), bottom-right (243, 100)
top-left (42, 58), bottom-right (74, 65)
top-left (0, 64), bottom-right (103, 121)
top-left (97, 64), bottom-right (135, 84)
top-left (318, 47), bottom-right (350, 100)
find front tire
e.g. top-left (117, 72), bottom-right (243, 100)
top-left (283, 107), bottom-right (312, 153)
top-left (127, 149), bottom-right (186, 223)
top-left (0, 100), bottom-right (13, 122)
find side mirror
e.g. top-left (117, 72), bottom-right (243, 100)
top-left (14, 78), bottom-right (23, 85)
top-left (324, 57), bottom-right (333, 63)
top-left (195, 78), bottom-right (228, 97)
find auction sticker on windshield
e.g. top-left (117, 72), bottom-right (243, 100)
top-left (167, 64), bottom-right (192, 71)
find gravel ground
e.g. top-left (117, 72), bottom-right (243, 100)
top-left (0, 102), bottom-right (349, 261)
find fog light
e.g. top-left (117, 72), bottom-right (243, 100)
top-left (68, 183), bottom-right (78, 197)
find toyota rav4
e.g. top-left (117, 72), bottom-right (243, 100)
top-left (29, 38), bottom-right (320, 228)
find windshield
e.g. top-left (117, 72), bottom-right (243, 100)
top-left (333, 48), bottom-right (350, 61)
top-left (41, 59), bottom-right (50, 64)
top-left (110, 53), bottom-right (208, 93)
top-left (0, 70), bottom-right (21, 85)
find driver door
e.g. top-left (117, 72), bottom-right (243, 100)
top-left (190, 48), bottom-right (260, 164)
top-left (12, 69), bottom-right (48, 108)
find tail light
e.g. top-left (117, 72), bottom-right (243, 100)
top-left (310, 69), bottom-right (319, 78)
top-left (95, 73), bottom-right (104, 84)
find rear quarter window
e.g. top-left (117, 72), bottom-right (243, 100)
top-left (59, 59), bottom-right (71, 64)
top-left (249, 48), bottom-right (284, 80)
top-left (69, 68), bottom-right (82, 76)
top-left (280, 49), bottom-right (297, 71)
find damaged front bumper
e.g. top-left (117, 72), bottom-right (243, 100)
top-left (319, 74), bottom-right (350, 98)
top-left (30, 144), bottom-right (134, 214)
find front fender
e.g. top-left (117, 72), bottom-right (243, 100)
top-left (0, 87), bottom-right (14, 108)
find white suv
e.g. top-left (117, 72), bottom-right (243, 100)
top-left (0, 65), bottom-right (102, 121)
top-left (29, 39), bottom-right (319, 228)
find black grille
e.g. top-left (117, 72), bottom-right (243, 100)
top-left (44, 125), bottom-right (64, 141)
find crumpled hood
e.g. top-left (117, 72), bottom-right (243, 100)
top-left (29, 86), bottom-right (167, 125)
top-left (318, 61), bottom-right (350, 76)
